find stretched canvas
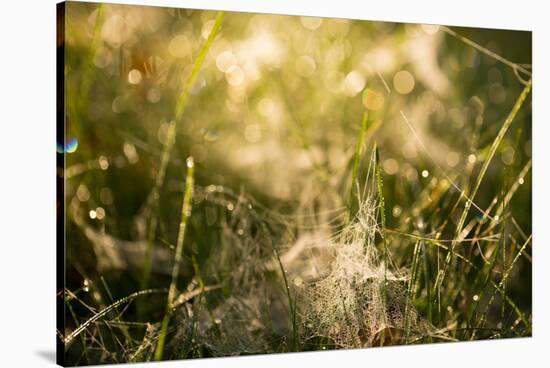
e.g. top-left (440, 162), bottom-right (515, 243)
top-left (57, 1), bottom-right (532, 366)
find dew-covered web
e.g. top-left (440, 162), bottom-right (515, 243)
top-left (153, 149), bottom-right (436, 353)
top-left (298, 155), bottom-right (435, 347)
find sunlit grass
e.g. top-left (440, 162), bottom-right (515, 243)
top-left (58, 2), bottom-right (532, 365)
top-left (154, 157), bottom-right (195, 361)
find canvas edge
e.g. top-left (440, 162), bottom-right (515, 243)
top-left (56, 2), bottom-right (67, 367)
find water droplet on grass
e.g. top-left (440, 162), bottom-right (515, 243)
top-left (95, 207), bottom-right (106, 220)
top-left (186, 157), bottom-right (194, 168)
top-left (98, 156), bottom-right (109, 170)
top-left (83, 279), bottom-right (90, 292)
top-left (127, 69), bottom-right (142, 84)
top-left (392, 205), bottom-right (402, 217)
top-left (77, 185), bottom-right (90, 202)
top-left (393, 70), bottom-right (415, 94)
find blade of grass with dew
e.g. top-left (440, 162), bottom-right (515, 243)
top-left (477, 234), bottom-right (532, 334)
top-left (375, 144), bottom-right (388, 346)
top-left (387, 227), bottom-right (529, 330)
top-left (154, 157), bottom-right (195, 361)
top-left (467, 199), bottom-right (508, 340)
top-left (422, 242), bottom-right (433, 342)
top-left (272, 234), bottom-right (298, 351)
top-left (439, 235), bottom-right (530, 331)
top-left (375, 146), bottom-right (400, 272)
top-left (64, 288), bottom-right (167, 347)
top-left (441, 27), bottom-right (531, 78)
top-left (346, 111), bottom-right (368, 223)
top-left (434, 235), bottom-right (529, 330)
top-left (467, 222), bottom-right (504, 339)
top-left (258, 214), bottom-right (298, 351)
top-left (64, 291), bottom-right (91, 364)
top-left (100, 276), bottom-right (134, 349)
top-left (501, 188), bottom-right (508, 322)
top-left (141, 11), bottom-right (225, 290)
top-left (434, 79), bottom-right (531, 303)
top-left (141, 125), bottom-right (175, 291)
top-left (171, 284), bottom-right (222, 310)
top-left (404, 241), bottom-right (422, 343)
top-left (190, 253), bottom-right (221, 336)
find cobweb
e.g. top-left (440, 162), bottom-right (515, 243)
top-left (166, 164), bottom-right (438, 353)
top-left (302, 181), bottom-right (433, 347)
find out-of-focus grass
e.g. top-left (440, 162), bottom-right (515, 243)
top-left (59, 2), bottom-right (532, 365)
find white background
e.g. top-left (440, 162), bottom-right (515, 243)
top-left (1, 0), bottom-right (548, 367)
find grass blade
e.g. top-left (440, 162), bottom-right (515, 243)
top-left (141, 11), bottom-right (226, 290)
top-left (64, 289), bottom-right (167, 346)
top-left (347, 111), bottom-right (368, 220)
top-left (435, 79), bottom-right (532, 300)
top-left (154, 157), bottom-right (195, 361)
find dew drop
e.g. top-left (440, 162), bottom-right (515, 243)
top-left (127, 69), bottom-right (142, 85)
top-left (123, 142), bottom-right (139, 164)
top-left (393, 70), bottom-right (415, 94)
top-left (98, 156), bottom-right (109, 170)
top-left (186, 156), bottom-right (194, 168)
top-left (76, 185), bottom-right (91, 202)
top-left (96, 207), bottom-right (106, 220)
top-left (83, 279), bottom-right (90, 292)
top-left (392, 205), bottom-right (402, 217)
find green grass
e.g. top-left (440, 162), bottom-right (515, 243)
top-left (63, 288), bottom-right (168, 347)
top-left (435, 79), bottom-right (532, 303)
top-left (154, 157), bottom-right (195, 361)
top-left (141, 11), bottom-right (226, 291)
top-left (60, 3), bottom-right (532, 365)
